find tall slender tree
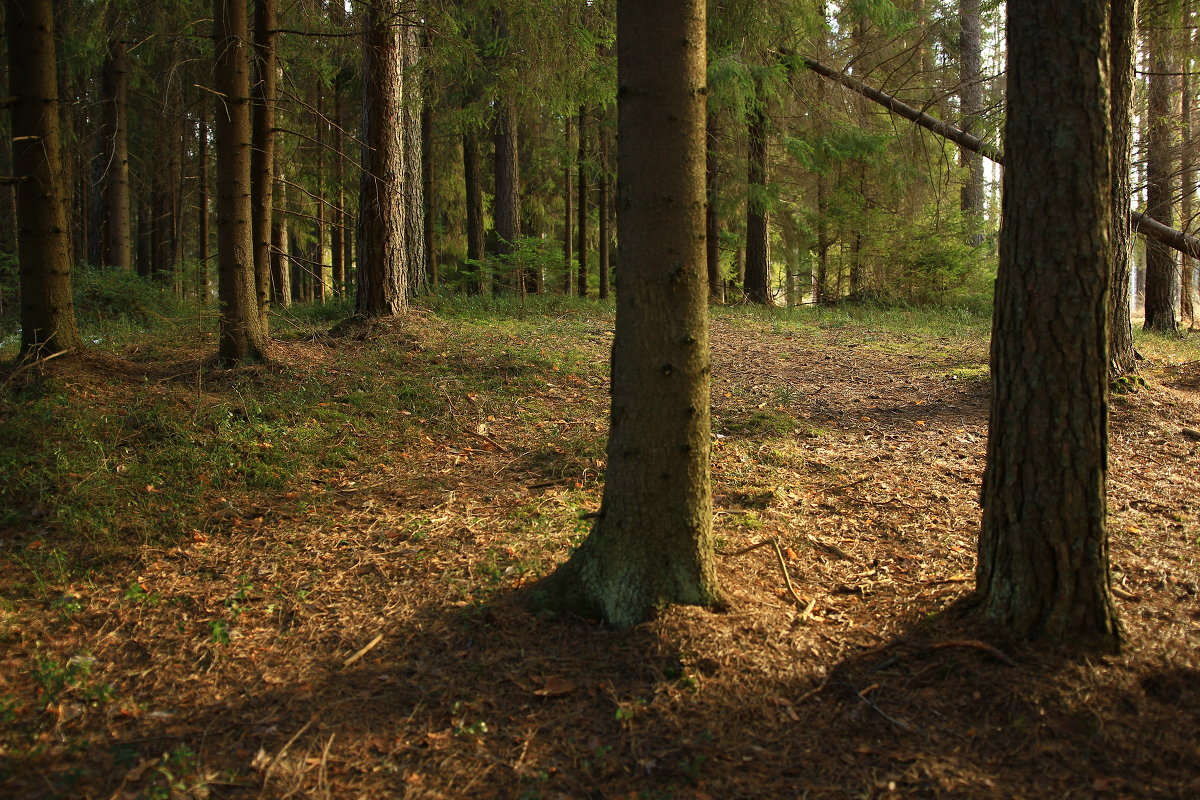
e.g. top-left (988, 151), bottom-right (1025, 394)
top-left (98, 33), bottom-right (132, 271)
top-left (537, 0), bottom-right (721, 626)
top-left (251, 0), bottom-right (277, 331)
top-left (1143, 18), bottom-right (1180, 331)
top-left (213, 0), bottom-right (268, 364)
top-left (356, 0), bottom-right (412, 316)
top-left (6, 0), bottom-right (83, 358)
top-left (976, 0), bottom-right (1120, 649)
top-left (1109, 0), bottom-right (1139, 377)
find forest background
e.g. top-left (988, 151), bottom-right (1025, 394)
top-left (2, 0), bottom-right (1200, 798)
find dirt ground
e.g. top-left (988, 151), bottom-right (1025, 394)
top-left (2, 309), bottom-right (1199, 799)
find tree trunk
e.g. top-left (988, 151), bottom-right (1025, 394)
top-left (493, 98), bottom-right (520, 293)
top-left (744, 86), bottom-right (770, 305)
top-left (537, 0), bottom-right (721, 627)
top-left (402, 19), bottom-right (426, 296)
top-left (99, 35), bottom-right (131, 270)
top-left (1109, 0), bottom-right (1138, 377)
top-left (356, 0), bottom-right (410, 317)
top-left (577, 106), bottom-right (589, 297)
top-left (271, 158), bottom-right (290, 306)
top-left (197, 113), bottom-right (210, 302)
top-left (6, 0), bottom-right (83, 357)
top-left (463, 128), bottom-right (485, 294)
top-left (815, 174), bottom-right (829, 303)
top-left (331, 85), bottom-right (345, 298)
top-left (563, 115), bottom-right (574, 295)
top-left (251, 0), bottom-right (276, 331)
top-left (1144, 22), bottom-right (1180, 332)
top-left (977, 0), bottom-right (1119, 650)
top-left (213, 0), bottom-right (268, 364)
top-left (421, 85), bottom-right (436, 290)
top-left (598, 120), bottom-right (610, 300)
top-left (1181, 6), bottom-right (1196, 327)
top-left (706, 111), bottom-right (723, 303)
top-left (958, 0), bottom-right (984, 245)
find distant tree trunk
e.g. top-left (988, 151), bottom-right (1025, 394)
top-left (744, 86), bottom-right (770, 304)
top-left (331, 86), bottom-right (345, 298)
top-left (1143, 22), bottom-right (1180, 332)
top-left (99, 36), bottom-right (131, 270)
top-left (537, 0), bottom-right (721, 626)
top-left (6, 0), bottom-right (83, 357)
top-left (815, 174), bottom-right (829, 303)
top-left (577, 106), bottom-right (589, 297)
top-left (251, 0), bottom-right (277, 331)
top-left (563, 115), bottom-right (574, 295)
top-left (402, 19), bottom-right (426, 296)
top-left (598, 121), bottom-right (610, 300)
top-left (977, 0), bottom-right (1119, 650)
top-left (213, 0), bottom-right (268, 364)
top-left (271, 159), bottom-right (290, 305)
top-left (463, 128), bottom-right (485, 294)
top-left (1109, 0), bottom-right (1138, 377)
top-left (421, 88), bottom-right (436, 290)
top-left (493, 98), bottom-right (520, 292)
top-left (356, 0), bottom-right (410, 316)
top-left (1181, 9), bottom-right (1196, 326)
top-left (197, 113), bottom-right (210, 302)
top-left (958, 0), bottom-right (984, 245)
top-left (706, 111), bottom-right (723, 303)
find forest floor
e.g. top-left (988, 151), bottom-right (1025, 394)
top-left (1, 299), bottom-right (1199, 799)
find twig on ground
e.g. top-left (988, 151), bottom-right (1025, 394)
top-left (341, 633), bottom-right (384, 668)
top-left (719, 537), bottom-right (813, 614)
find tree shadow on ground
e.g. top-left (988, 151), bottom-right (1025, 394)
top-left (111, 586), bottom-right (1200, 800)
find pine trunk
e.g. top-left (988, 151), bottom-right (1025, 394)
top-left (99, 36), bottom-right (131, 270)
top-left (598, 121), bottom-right (610, 300)
top-left (977, 0), bottom-right (1119, 650)
top-left (1144, 23), bottom-right (1180, 332)
top-left (198, 113), bottom-right (210, 302)
top-left (356, 0), bottom-right (410, 317)
top-left (6, 0), bottom-right (83, 357)
top-left (577, 106), bottom-right (589, 297)
top-left (1108, 0), bottom-right (1138, 377)
top-left (493, 98), bottom-right (520, 293)
top-left (537, 0), bottom-right (721, 627)
top-left (251, 0), bottom-right (276, 331)
top-left (563, 116), bottom-right (574, 295)
top-left (706, 112), bottom-right (723, 303)
top-left (463, 129), bottom-right (485, 294)
top-left (213, 0), bottom-right (268, 364)
top-left (958, 0), bottom-right (984, 244)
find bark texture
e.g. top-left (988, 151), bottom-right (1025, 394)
top-left (577, 106), bottom-right (589, 297)
top-left (7, 0), bottom-right (83, 357)
top-left (463, 128), bottom-right (485, 294)
top-left (958, 0), bottom-right (984, 244)
top-left (744, 88), bottom-right (770, 305)
top-left (251, 0), bottom-right (277, 332)
top-left (197, 113), bottom-right (210, 302)
top-left (977, 0), bottom-right (1119, 650)
top-left (99, 36), bottom-right (131, 271)
top-left (1108, 0), bottom-right (1138, 377)
top-left (214, 0), bottom-right (268, 364)
top-left (706, 112), bottom-right (723, 302)
top-left (537, 0), bottom-right (721, 627)
top-left (356, 0), bottom-right (410, 317)
top-left (1143, 21), bottom-right (1180, 332)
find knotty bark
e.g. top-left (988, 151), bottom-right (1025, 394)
top-left (977, 0), bottom-right (1119, 650)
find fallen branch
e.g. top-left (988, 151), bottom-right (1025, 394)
top-left (798, 55), bottom-right (1200, 260)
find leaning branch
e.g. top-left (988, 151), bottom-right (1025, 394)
top-left (799, 56), bottom-right (1200, 260)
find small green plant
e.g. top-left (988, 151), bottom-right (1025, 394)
top-left (208, 619), bottom-right (231, 645)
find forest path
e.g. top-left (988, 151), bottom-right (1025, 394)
top-left (3, 306), bottom-right (1199, 799)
